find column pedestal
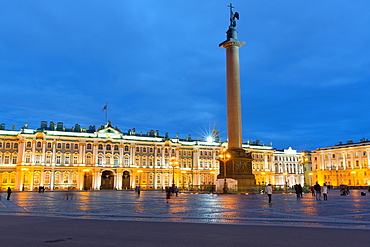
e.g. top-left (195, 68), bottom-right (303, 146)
top-left (218, 149), bottom-right (256, 191)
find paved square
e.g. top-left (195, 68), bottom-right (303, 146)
top-left (2, 189), bottom-right (370, 229)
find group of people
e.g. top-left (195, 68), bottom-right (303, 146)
top-left (265, 182), bottom-right (331, 204)
top-left (294, 184), bottom-right (303, 198)
top-left (165, 186), bottom-right (179, 203)
top-left (311, 182), bottom-right (328, 201)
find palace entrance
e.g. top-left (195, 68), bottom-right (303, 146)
top-left (101, 170), bottom-right (114, 190)
top-left (122, 171), bottom-right (131, 190)
top-left (83, 173), bottom-right (93, 190)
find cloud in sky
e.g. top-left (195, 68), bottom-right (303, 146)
top-left (1, 0), bottom-right (370, 151)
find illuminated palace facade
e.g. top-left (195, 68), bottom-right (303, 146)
top-left (0, 121), bottom-right (304, 191)
top-left (311, 139), bottom-right (370, 187)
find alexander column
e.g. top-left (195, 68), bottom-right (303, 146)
top-left (218, 4), bottom-right (256, 190)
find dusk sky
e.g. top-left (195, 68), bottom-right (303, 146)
top-left (1, 1), bottom-right (370, 151)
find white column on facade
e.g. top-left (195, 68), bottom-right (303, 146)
top-left (50, 169), bottom-right (55, 190)
top-left (130, 145), bottom-right (135, 165)
top-left (119, 144), bottom-right (123, 166)
top-left (193, 150), bottom-right (199, 170)
top-left (31, 140), bottom-right (36, 164)
top-left (52, 141), bottom-right (56, 165)
top-left (116, 170), bottom-right (122, 190)
top-left (94, 171), bottom-right (101, 190)
top-left (42, 140), bottom-right (46, 165)
top-left (343, 152), bottom-right (346, 170)
top-left (79, 142), bottom-right (84, 165)
top-left (264, 154), bottom-right (268, 170)
top-left (93, 143), bottom-right (98, 166)
top-left (19, 139), bottom-right (25, 164)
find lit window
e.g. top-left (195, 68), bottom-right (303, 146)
top-left (56, 155), bottom-right (61, 164)
top-left (12, 155), bottom-right (17, 164)
top-left (46, 155), bottom-right (51, 164)
top-left (65, 155), bottom-right (70, 165)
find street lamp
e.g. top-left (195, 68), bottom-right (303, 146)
top-left (169, 157), bottom-right (178, 189)
top-left (219, 148), bottom-right (231, 194)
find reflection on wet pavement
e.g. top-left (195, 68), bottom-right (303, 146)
top-left (1, 190), bottom-right (370, 228)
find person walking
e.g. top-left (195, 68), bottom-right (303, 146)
top-left (322, 183), bottom-right (328, 201)
top-left (294, 184), bottom-right (300, 198)
top-left (298, 184), bottom-right (303, 197)
top-left (311, 186), bottom-right (315, 196)
top-left (265, 184), bottom-right (273, 204)
top-left (165, 186), bottom-right (171, 203)
top-left (314, 182), bottom-right (321, 201)
top-left (7, 187), bottom-right (12, 200)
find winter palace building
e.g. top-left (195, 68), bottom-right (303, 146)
top-left (0, 121), bottom-right (304, 191)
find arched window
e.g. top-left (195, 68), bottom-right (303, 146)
top-left (26, 141), bottom-right (32, 148)
top-left (106, 144), bottom-right (111, 151)
top-left (106, 155), bottom-right (111, 165)
top-left (25, 154), bottom-right (31, 163)
top-left (98, 144), bottom-right (103, 150)
top-left (64, 154), bottom-right (70, 165)
top-left (124, 156), bottom-right (129, 167)
top-left (37, 141), bottom-right (42, 148)
top-left (87, 143), bottom-right (92, 150)
top-left (56, 155), bottom-right (61, 165)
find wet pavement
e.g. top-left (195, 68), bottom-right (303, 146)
top-left (1, 189), bottom-right (370, 229)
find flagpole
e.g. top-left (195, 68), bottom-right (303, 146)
top-left (105, 102), bottom-right (108, 124)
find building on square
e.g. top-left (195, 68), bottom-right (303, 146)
top-left (0, 121), bottom-right (304, 191)
top-left (311, 139), bottom-right (370, 187)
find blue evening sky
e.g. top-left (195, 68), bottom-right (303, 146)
top-left (1, 1), bottom-right (370, 151)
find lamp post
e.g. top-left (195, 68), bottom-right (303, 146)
top-left (181, 171), bottom-right (186, 189)
top-left (169, 157), bottom-right (178, 189)
top-left (219, 148), bottom-right (231, 194)
top-left (137, 170), bottom-right (143, 195)
top-left (21, 168), bottom-right (29, 191)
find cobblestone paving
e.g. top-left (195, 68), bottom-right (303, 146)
top-left (1, 189), bottom-right (370, 229)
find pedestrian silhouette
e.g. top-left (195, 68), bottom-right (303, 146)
top-left (7, 187), bottom-right (12, 200)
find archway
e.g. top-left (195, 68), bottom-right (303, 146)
top-left (122, 171), bottom-right (131, 190)
top-left (101, 170), bottom-right (114, 190)
top-left (83, 173), bottom-right (92, 190)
